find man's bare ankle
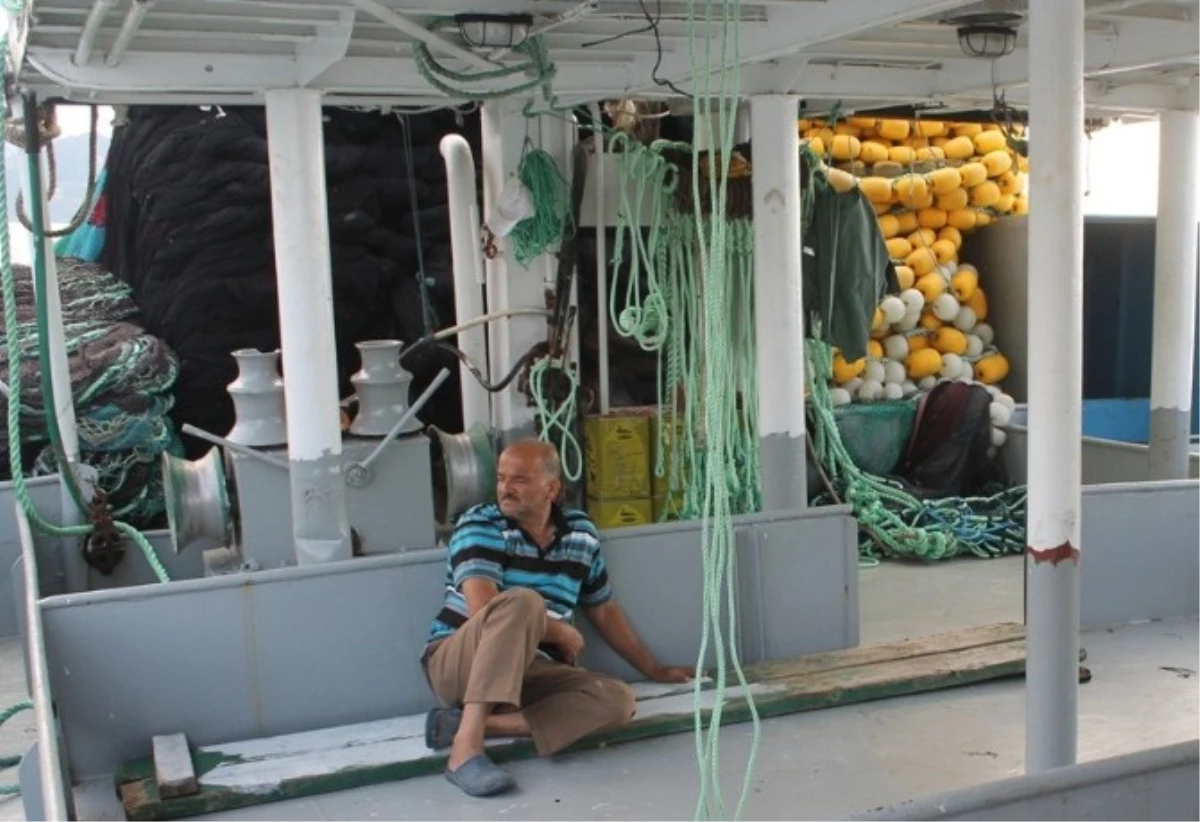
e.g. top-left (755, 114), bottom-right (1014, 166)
top-left (447, 736), bottom-right (485, 771)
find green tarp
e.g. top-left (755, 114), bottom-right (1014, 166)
top-left (805, 184), bottom-right (898, 361)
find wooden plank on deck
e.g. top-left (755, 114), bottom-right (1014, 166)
top-left (116, 622), bottom-right (1026, 821)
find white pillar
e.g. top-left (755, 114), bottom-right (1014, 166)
top-left (1148, 110), bottom-right (1199, 480)
top-left (481, 100), bottom-right (544, 438)
top-left (1025, 0), bottom-right (1084, 774)
top-left (588, 102), bottom-right (611, 414)
top-left (263, 88), bottom-right (352, 566)
top-left (564, 114), bottom-right (582, 374)
top-left (750, 95), bottom-right (807, 510)
top-left (439, 134), bottom-right (491, 432)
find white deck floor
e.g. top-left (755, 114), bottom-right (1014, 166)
top-left (2, 556), bottom-right (1197, 821)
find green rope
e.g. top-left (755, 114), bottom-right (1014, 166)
top-left (592, 11), bottom-right (762, 816)
top-left (805, 334), bottom-right (1026, 562)
top-left (509, 144), bottom-right (573, 267)
top-left (683, 1), bottom-right (759, 820)
top-left (0, 699), bottom-right (32, 795)
top-left (528, 355), bottom-right (583, 483)
top-left (0, 32), bottom-right (170, 583)
top-left (413, 22), bottom-right (556, 102)
top-left (608, 134), bottom-right (689, 352)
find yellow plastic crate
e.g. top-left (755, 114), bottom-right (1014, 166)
top-left (585, 411), bottom-right (653, 499)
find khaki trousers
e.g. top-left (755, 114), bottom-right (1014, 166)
top-left (424, 588), bottom-right (637, 756)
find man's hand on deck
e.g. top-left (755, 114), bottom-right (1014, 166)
top-left (645, 665), bottom-right (695, 684)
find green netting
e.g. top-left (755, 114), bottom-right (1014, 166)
top-left (0, 260), bottom-right (182, 526)
top-left (832, 399), bottom-right (917, 476)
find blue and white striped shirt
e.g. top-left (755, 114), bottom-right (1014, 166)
top-left (427, 503), bottom-right (612, 648)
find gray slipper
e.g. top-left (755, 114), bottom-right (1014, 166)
top-left (424, 707), bottom-right (462, 749)
top-left (444, 753), bottom-right (515, 797)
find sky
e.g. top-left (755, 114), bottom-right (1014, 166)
top-left (1080, 119), bottom-right (1163, 217)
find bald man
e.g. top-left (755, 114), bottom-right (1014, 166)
top-left (421, 439), bottom-right (692, 797)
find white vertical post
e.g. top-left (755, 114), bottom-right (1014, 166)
top-left (1148, 111), bottom-right (1199, 480)
top-left (734, 101), bottom-right (751, 145)
top-left (565, 113), bottom-right (582, 373)
top-left (750, 95), bottom-right (807, 510)
top-left (481, 100), bottom-right (543, 438)
top-left (1025, 0), bottom-right (1084, 774)
top-left (588, 102), bottom-right (611, 414)
top-left (263, 88), bottom-right (352, 566)
top-left (439, 134), bottom-right (491, 432)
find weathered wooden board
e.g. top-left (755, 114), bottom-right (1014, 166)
top-left (117, 623), bottom-right (1027, 821)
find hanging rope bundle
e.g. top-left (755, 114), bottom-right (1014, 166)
top-left (527, 354), bottom-right (583, 482)
top-left (413, 22), bottom-right (556, 102)
top-left (508, 144), bottom-right (573, 267)
top-left (609, 133), bottom-right (690, 352)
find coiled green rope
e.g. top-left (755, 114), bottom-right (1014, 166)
top-left (806, 333), bottom-right (1026, 562)
top-left (0, 698), bottom-right (31, 796)
top-left (413, 21), bottom-right (556, 102)
top-left (509, 144), bottom-right (573, 267)
top-left (528, 356), bottom-right (583, 483)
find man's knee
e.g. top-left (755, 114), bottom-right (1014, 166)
top-left (596, 677), bottom-right (637, 724)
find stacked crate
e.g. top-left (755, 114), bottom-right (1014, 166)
top-left (584, 410), bottom-right (654, 529)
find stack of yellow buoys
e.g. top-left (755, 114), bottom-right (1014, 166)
top-left (804, 116), bottom-right (1024, 450)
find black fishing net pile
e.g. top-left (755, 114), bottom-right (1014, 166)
top-left (101, 105), bottom-right (480, 458)
top-left (0, 260), bottom-right (181, 524)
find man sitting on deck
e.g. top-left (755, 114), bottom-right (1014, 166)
top-left (422, 439), bottom-right (693, 797)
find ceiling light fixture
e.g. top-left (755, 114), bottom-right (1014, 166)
top-left (454, 13), bottom-right (533, 50)
top-left (957, 24), bottom-right (1017, 58)
top-left (941, 9), bottom-right (1024, 59)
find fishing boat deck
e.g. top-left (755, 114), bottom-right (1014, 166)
top-left (3, 556), bottom-right (1196, 822)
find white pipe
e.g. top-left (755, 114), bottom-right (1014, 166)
top-left (263, 88), bottom-right (352, 567)
top-left (439, 134), bottom-right (492, 432)
top-left (105, 0), bottom-right (155, 68)
top-left (1148, 110), bottom-right (1199, 480)
top-left (590, 101), bottom-right (611, 413)
top-left (750, 95), bottom-right (807, 510)
top-left (74, 0), bottom-right (117, 66)
top-left (1025, 0), bottom-right (1085, 775)
top-left (430, 307), bottom-right (550, 342)
top-left (480, 101), bottom-right (541, 435)
top-left (16, 510), bottom-right (70, 821)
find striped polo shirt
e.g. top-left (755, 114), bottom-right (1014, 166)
top-left (427, 503), bottom-right (612, 648)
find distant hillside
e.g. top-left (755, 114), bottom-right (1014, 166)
top-left (4, 131), bottom-right (112, 227)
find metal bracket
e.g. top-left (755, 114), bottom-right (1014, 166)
top-left (296, 8), bottom-right (356, 87)
top-left (344, 462), bottom-right (372, 488)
